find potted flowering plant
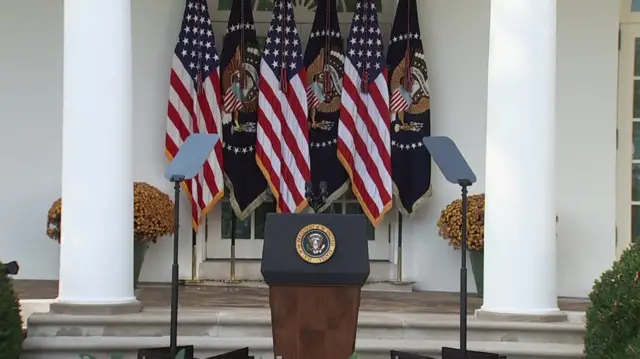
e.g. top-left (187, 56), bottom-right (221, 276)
top-left (46, 182), bottom-right (175, 290)
top-left (438, 194), bottom-right (559, 297)
top-left (437, 193), bottom-right (485, 296)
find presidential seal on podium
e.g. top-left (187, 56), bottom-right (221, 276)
top-left (295, 224), bottom-right (336, 264)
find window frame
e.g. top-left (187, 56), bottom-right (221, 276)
top-left (617, 24), bottom-right (640, 257)
top-left (621, 0), bottom-right (640, 24)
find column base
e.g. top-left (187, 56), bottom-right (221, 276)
top-left (50, 300), bottom-right (142, 315)
top-left (475, 309), bottom-right (567, 322)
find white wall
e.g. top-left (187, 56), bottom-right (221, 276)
top-left (554, 0), bottom-right (619, 297)
top-left (0, 0), bottom-right (619, 298)
top-left (411, 0), bottom-right (619, 297)
top-left (0, 0), bottom-right (63, 279)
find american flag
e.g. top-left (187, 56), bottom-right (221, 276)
top-left (166, 0), bottom-right (224, 230)
top-left (337, 0), bottom-right (392, 226)
top-left (256, 0), bottom-right (311, 213)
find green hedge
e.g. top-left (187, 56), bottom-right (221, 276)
top-left (0, 262), bottom-right (24, 359)
top-left (584, 242), bottom-right (640, 358)
top-left (623, 335), bottom-right (640, 357)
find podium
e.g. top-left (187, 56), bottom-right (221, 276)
top-left (261, 213), bottom-right (370, 359)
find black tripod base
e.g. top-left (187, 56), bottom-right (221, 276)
top-left (137, 346), bottom-right (255, 359)
top-left (442, 347), bottom-right (506, 359)
top-left (390, 349), bottom-right (436, 358)
top-left (202, 347), bottom-right (252, 358)
top-left (137, 345), bottom-right (194, 359)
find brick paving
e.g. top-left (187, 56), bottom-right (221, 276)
top-left (13, 280), bottom-right (590, 314)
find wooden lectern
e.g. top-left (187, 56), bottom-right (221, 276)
top-left (261, 213), bottom-right (370, 359)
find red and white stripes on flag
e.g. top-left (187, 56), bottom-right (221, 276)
top-left (223, 87), bottom-right (243, 114)
top-left (256, 0), bottom-right (311, 213)
top-left (337, 0), bottom-right (392, 226)
top-left (165, 0), bottom-right (224, 230)
top-left (390, 87), bottom-right (411, 113)
top-left (306, 86), bottom-right (320, 109)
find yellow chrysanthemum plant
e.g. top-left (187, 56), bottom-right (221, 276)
top-left (437, 193), bottom-right (485, 251)
top-left (46, 182), bottom-right (175, 289)
top-left (437, 194), bottom-right (559, 297)
top-left (437, 193), bottom-right (485, 296)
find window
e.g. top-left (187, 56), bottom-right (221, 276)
top-left (220, 195), bottom-right (276, 240)
top-left (220, 189), bottom-right (374, 240)
top-left (320, 190), bottom-right (376, 241)
top-left (633, 0), bottom-right (640, 12)
top-left (629, 38), bottom-right (640, 243)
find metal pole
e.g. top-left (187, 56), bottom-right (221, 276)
top-left (191, 228), bottom-right (197, 281)
top-left (396, 212), bottom-right (403, 282)
top-left (230, 211), bottom-right (237, 281)
top-left (169, 180), bottom-right (182, 357)
top-left (459, 183), bottom-right (469, 357)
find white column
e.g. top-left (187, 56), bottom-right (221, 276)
top-left (481, 0), bottom-right (560, 316)
top-left (57, 0), bottom-right (136, 305)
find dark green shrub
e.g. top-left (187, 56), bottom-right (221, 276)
top-left (0, 262), bottom-right (24, 359)
top-left (584, 242), bottom-right (640, 358)
top-left (623, 335), bottom-right (640, 357)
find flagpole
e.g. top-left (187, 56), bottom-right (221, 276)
top-left (396, 212), bottom-right (403, 282)
top-left (229, 211), bottom-right (237, 281)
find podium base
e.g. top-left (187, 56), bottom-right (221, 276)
top-left (269, 285), bottom-right (361, 359)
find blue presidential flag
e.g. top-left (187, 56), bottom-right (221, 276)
top-left (304, 0), bottom-right (349, 212)
top-left (220, 0), bottom-right (268, 219)
top-left (387, 0), bottom-right (432, 215)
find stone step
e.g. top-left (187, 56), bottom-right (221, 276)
top-left (26, 308), bottom-right (585, 345)
top-left (21, 336), bottom-right (585, 359)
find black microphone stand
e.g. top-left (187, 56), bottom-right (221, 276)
top-left (458, 179), bottom-right (472, 357)
top-left (305, 181), bottom-right (328, 212)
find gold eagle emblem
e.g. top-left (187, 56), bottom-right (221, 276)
top-left (221, 45), bottom-right (260, 133)
top-left (390, 49), bottom-right (430, 132)
top-left (221, 46), bottom-right (260, 113)
top-left (390, 50), bottom-right (430, 116)
top-left (306, 47), bottom-right (343, 131)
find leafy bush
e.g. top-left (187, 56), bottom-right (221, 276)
top-left (623, 335), bottom-right (640, 357)
top-left (584, 242), bottom-right (640, 358)
top-left (0, 262), bottom-right (24, 359)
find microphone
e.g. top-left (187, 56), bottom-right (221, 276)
top-left (319, 181), bottom-right (328, 200)
top-left (305, 181), bottom-right (314, 199)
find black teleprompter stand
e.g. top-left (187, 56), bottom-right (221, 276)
top-left (423, 136), bottom-right (505, 359)
top-left (137, 133), bottom-right (219, 359)
top-left (168, 176), bottom-right (183, 355)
